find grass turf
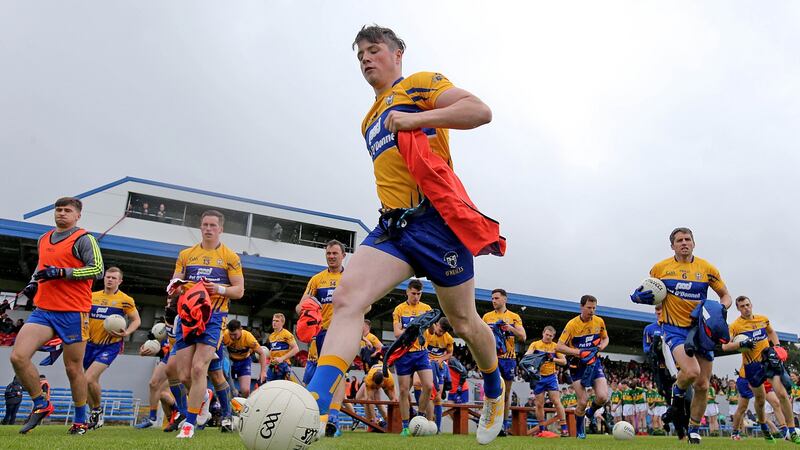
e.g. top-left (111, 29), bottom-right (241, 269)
top-left (0, 425), bottom-right (782, 449)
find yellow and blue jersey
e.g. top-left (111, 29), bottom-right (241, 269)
top-left (650, 256), bottom-right (725, 328)
top-left (222, 329), bottom-right (260, 361)
top-left (267, 328), bottom-right (296, 360)
top-left (729, 314), bottom-right (771, 364)
top-left (424, 329), bottom-right (454, 361)
top-left (361, 72), bottom-right (455, 209)
top-left (88, 290), bottom-right (136, 345)
top-left (174, 243), bottom-right (243, 313)
top-left (365, 363), bottom-right (394, 390)
top-left (392, 301), bottom-right (432, 352)
top-left (526, 340), bottom-right (564, 376)
top-left (361, 332), bottom-right (382, 350)
top-left (304, 268), bottom-right (343, 330)
top-left (558, 315), bottom-right (607, 350)
top-left (483, 309), bottom-right (523, 359)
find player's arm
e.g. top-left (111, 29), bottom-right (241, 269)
top-left (278, 337), bottom-right (300, 364)
top-left (508, 316), bottom-right (526, 341)
top-left (385, 87), bottom-right (492, 132)
top-left (112, 303), bottom-right (141, 338)
top-left (709, 271), bottom-right (732, 309)
top-left (370, 336), bottom-right (383, 357)
top-left (295, 276), bottom-right (318, 314)
top-left (254, 345), bottom-right (268, 380)
top-left (203, 275), bottom-right (244, 300)
top-left (55, 234), bottom-right (104, 280)
top-left (392, 311), bottom-right (404, 338)
top-left (766, 322), bottom-right (780, 346)
top-left (722, 324), bottom-right (744, 352)
top-left (553, 352), bottom-right (567, 366)
top-left (556, 341), bottom-right (579, 357)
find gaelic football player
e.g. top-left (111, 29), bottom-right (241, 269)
top-left (525, 325), bottom-right (568, 438)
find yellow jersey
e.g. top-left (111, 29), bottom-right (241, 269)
top-left (392, 301), bottom-right (432, 352)
top-left (650, 256), bottom-right (725, 327)
top-left (424, 329), bottom-right (454, 361)
top-left (558, 315), bottom-right (607, 350)
top-left (361, 72), bottom-right (455, 209)
top-left (526, 340), bottom-right (564, 376)
top-left (174, 243), bottom-right (243, 313)
top-left (483, 309), bottom-right (523, 359)
top-left (729, 314), bottom-right (771, 364)
top-left (222, 329), bottom-right (260, 361)
top-left (360, 332), bottom-right (382, 350)
top-left (365, 363), bottom-right (394, 390)
top-left (88, 290), bottom-right (136, 345)
top-left (304, 268), bottom-right (343, 330)
top-left (267, 328), bottom-right (296, 360)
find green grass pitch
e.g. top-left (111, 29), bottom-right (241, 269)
top-left (0, 425), bottom-right (781, 449)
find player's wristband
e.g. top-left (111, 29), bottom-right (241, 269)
top-left (217, 285), bottom-right (227, 295)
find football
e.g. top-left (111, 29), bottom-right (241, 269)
top-left (151, 322), bottom-right (167, 341)
top-left (640, 277), bottom-right (668, 306)
top-left (142, 339), bottom-right (161, 354)
top-left (238, 380), bottom-right (320, 450)
top-left (409, 415), bottom-right (428, 436)
top-left (103, 314), bottom-right (127, 334)
top-left (613, 420), bottom-right (635, 440)
top-left (732, 334), bottom-right (750, 353)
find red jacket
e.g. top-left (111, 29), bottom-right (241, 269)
top-left (397, 130), bottom-right (506, 257)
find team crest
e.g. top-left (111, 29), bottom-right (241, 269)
top-left (217, 259), bottom-right (224, 266)
top-left (432, 73), bottom-right (443, 82)
top-left (443, 251), bottom-right (459, 269)
top-left (386, 94), bottom-right (394, 105)
top-left (695, 273), bottom-right (702, 280)
top-left (203, 257), bottom-right (211, 265)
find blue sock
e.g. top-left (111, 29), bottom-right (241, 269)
top-left (561, 422), bottom-right (569, 432)
top-left (503, 419), bottom-right (510, 430)
top-left (781, 426), bottom-right (788, 436)
top-left (32, 394), bottom-right (47, 410)
top-left (148, 408), bottom-right (158, 421)
top-left (169, 383), bottom-right (187, 415)
top-left (576, 413), bottom-right (585, 435)
top-left (186, 408), bottom-right (199, 426)
top-left (329, 408), bottom-right (340, 425)
top-left (74, 404), bottom-right (88, 424)
top-left (481, 364), bottom-right (503, 399)
top-left (402, 419), bottom-right (409, 429)
top-left (761, 422), bottom-right (770, 433)
top-left (215, 383), bottom-right (230, 418)
top-left (306, 355), bottom-right (347, 415)
top-left (414, 389), bottom-right (421, 405)
top-left (434, 405), bottom-right (443, 431)
top-left (672, 385), bottom-right (686, 397)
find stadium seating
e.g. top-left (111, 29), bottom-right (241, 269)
top-left (0, 386), bottom-right (140, 426)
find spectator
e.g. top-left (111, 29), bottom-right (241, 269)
top-left (271, 223), bottom-right (283, 241)
top-left (157, 203), bottom-right (167, 221)
top-left (141, 202), bottom-right (150, 216)
top-left (0, 317), bottom-right (14, 334)
top-left (0, 299), bottom-right (10, 315)
top-left (2, 376), bottom-right (24, 425)
top-left (13, 319), bottom-right (23, 334)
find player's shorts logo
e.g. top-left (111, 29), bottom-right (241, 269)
top-left (443, 251), bottom-right (459, 269)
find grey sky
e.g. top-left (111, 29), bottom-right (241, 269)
top-left (2, 2), bottom-right (799, 332)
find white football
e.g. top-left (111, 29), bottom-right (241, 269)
top-left (425, 419), bottom-right (438, 435)
top-left (613, 420), bottom-right (635, 440)
top-left (151, 322), bottom-right (168, 341)
top-left (238, 380), bottom-right (320, 450)
top-left (640, 277), bottom-right (668, 306)
top-left (142, 339), bottom-right (161, 354)
top-left (409, 415), bottom-right (428, 436)
top-left (103, 314), bottom-right (127, 334)
top-left (732, 334), bottom-right (750, 353)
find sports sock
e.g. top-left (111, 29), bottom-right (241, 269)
top-left (760, 422), bottom-right (770, 434)
top-left (169, 382), bottom-right (187, 416)
top-left (480, 361), bottom-right (502, 399)
top-left (672, 385), bottom-right (686, 397)
top-left (148, 407), bottom-right (158, 421)
top-left (414, 389), bottom-right (421, 405)
top-left (329, 403), bottom-right (340, 426)
top-left (402, 419), bottom-right (409, 429)
top-left (575, 413), bottom-right (585, 434)
top-left (434, 404), bottom-right (442, 431)
top-left (539, 424), bottom-right (546, 433)
top-left (215, 382), bottom-right (231, 418)
top-left (186, 407), bottom-right (200, 426)
top-left (503, 419), bottom-right (510, 430)
top-left (32, 394), bottom-right (47, 410)
top-left (74, 403), bottom-right (88, 424)
top-left (306, 355), bottom-right (348, 415)
top-left (561, 421), bottom-right (568, 433)
top-left (780, 425), bottom-right (788, 436)
top-left (586, 400), bottom-right (602, 418)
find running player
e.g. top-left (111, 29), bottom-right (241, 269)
top-left (170, 210), bottom-right (244, 438)
top-left (360, 319), bottom-right (383, 370)
top-left (525, 325), bottom-right (568, 438)
top-left (10, 197), bottom-right (104, 434)
top-left (296, 239), bottom-right (346, 437)
top-left (223, 319), bottom-right (268, 395)
top-left (356, 362), bottom-right (397, 428)
top-left (482, 288), bottom-right (526, 436)
top-left (721, 295), bottom-right (800, 443)
top-left (424, 316), bottom-right (454, 432)
top-left (84, 267), bottom-right (140, 429)
top-left (556, 295), bottom-right (610, 439)
top-left (631, 227), bottom-right (732, 444)
top-left (302, 25), bottom-right (505, 445)
top-left (264, 314), bottom-right (297, 383)
top-left (392, 280), bottom-right (434, 436)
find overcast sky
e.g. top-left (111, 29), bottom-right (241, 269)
top-left (2, 1), bottom-right (799, 332)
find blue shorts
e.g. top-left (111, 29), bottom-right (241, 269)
top-left (498, 358), bottom-right (517, 381)
top-left (267, 362), bottom-right (291, 381)
top-left (737, 376), bottom-right (754, 399)
top-left (27, 309), bottom-right (89, 344)
top-left (361, 205), bottom-right (474, 287)
top-left (431, 361), bottom-right (447, 387)
top-left (662, 323), bottom-right (714, 361)
top-left (83, 341), bottom-right (123, 369)
top-left (208, 345), bottom-right (225, 373)
top-left (534, 373), bottom-right (559, 395)
top-left (174, 312), bottom-right (225, 351)
top-left (395, 350), bottom-right (432, 377)
top-left (743, 362), bottom-right (766, 389)
top-left (569, 362), bottom-right (606, 388)
top-left (302, 360), bottom-right (317, 385)
top-left (231, 358), bottom-right (252, 378)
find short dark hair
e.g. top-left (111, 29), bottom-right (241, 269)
top-left (735, 295), bottom-right (750, 306)
top-left (491, 288), bottom-right (507, 297)
top-left (226, 319), bottom-right (242, 331)
top-left (326, 239), bottom-right (346, 254)
top-left (438, 317), bottom-right (453, 334)
top-left (55, 197), bottom-right (83, 212)
top-left (408, 279), bottom-right (423, 291)
top-left (364, 319), bottom-right (371, 326)
top-left (201, 210), bottom-right (225, 226)
top-left (352, 25), bottom-right (405, 52)
top-left (669, 227), bottom-right (693, 244)
top-left (373, 371), bottom-right (384, 386)
top-left (580, 295), bottom-right (597, 306)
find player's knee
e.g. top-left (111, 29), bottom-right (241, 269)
top-left (64, 363), bottom-right (83, 380)
top-left (693, 378), bottom-right (709, 391)
top-left (9, 349), bottom-right (28, 369)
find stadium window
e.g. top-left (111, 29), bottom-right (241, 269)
top-left (298, 223), bottom-right (354, 251)
top-left (126, 193), bottom-right (186, 225)
top-left (251, 214), bottom-right (297, 243)
top-left (183, 203), bottom-right (248, 236)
